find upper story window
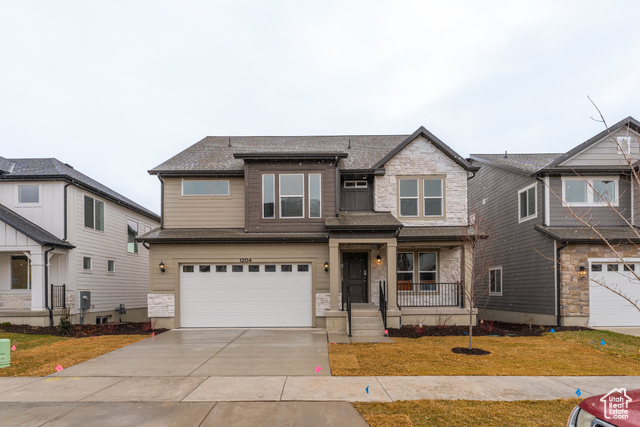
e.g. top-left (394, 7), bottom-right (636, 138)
top-left (518, 184), bottom-right (537, 222)
top-left (182, 180), bottom-right (229, 196)
top-left (84, 196), bottom-right (105, 231)
top-left (309, 174), bottom-right (321, 218)
top-left (263, 174), bottom-right (275, 219)
top-left (398, 177), bottom-right (444, 218)
top-left (344, 180), bottom-right (367, 188)
top-left (127, 220), bottom-right (138, 253)
top-left (562, 177), bottom-right (618, 207)
top-left (279, 174), bottom-right (304, 218)
top-left (18, 185), bottom-right (39, 203)
top-left (617, 137), bottom-right (632, 155)
top-left (489, 267), bottom-right (502, 295)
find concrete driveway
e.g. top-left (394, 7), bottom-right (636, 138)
top-left (53, 328), bottom-right (331, 377)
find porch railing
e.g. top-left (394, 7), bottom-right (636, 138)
top-left (346, 283), bottom-right (352, 337)
top-left (45, 284), bottom-right (66, 327)
top-left (397, 282), bottom-right (463, 308)
top-left (379, 280), bottom-right (387, 334)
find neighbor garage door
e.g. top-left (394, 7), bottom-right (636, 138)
top-left (589, 260), bottom-right (640, 327)
top-left (180, 263), bottom-right (312, 327)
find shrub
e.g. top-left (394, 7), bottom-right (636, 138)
top-left (58, 308), bottom-right (72, 335)
top-left (0, 322), bottom-right (11, 327)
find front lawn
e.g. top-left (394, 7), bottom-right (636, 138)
top-left (0, 333), bottom-right (148, 376)
top-left (354, 398), bottom-right (581, 426)
top-left (330, 331), bottom-right (640, 376)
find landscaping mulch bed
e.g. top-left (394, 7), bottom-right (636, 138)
top-left (451, 347), bottom-right (491, 356)
top-left (0, 322), bottom-right (167, 338)
top-left (388, 322), bottom-right (592, 338)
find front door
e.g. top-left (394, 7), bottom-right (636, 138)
top-left (343, 252), bottom-right (368, 303)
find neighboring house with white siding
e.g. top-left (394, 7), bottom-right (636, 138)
top-left (469, 116), bottom-right (640, 327)
top-left (139, 127), bottom-right (479, 336)
top-left (0, 156), bottom-right (160, 326)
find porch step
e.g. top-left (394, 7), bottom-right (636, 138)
top-left (349, 314), bottom-right (386, 337)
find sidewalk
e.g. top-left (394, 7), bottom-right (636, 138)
top-left (1, 375), bottom-right (639, 403)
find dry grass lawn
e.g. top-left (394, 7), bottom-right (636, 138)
top-left (354, 399), bottom-right (581, 426)
top-left (330, 333), bottom-right (640, 376)
top-left (0, 333), bottom-right (148, 376)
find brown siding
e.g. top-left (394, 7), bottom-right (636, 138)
top-left (245, 161), bottom-right (337, 232)
top-left (163, 177), bottom-right (245, 228)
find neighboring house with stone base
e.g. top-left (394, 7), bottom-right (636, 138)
top-left (0, 156), bottom-right (160, 326)
top-left (138, 126), bottom-right (479, 337)
top-left (469, 116), bottom-right (640, 327)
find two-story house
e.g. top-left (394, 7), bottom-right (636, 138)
top-left (139, 127), bottom-right (479, 335)
top-left (469, 116), bottom-right (640, 327)
top-left (0, 157), bottom-right (160, 326)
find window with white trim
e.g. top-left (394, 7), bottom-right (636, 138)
top-left (344, 180), bottom-right (367, 188)
top-left (279, 174), bottom-right (304, 218)
top-left (182, 180), bottom-right (229, 196)
top-left (84, 196), bottom-right (105, 231)
top-left (262, 174), bottom-right (275, 218)
top-left (107, 260), bottom-right (115, 273)
top-left (309, 174), bottom-right (321, 218)
top-left (562, 177), bottom-right (618, 207)
top-left (83, 256), bottom-right (92, 271)
top-left (617, 137), bottom-right (632, 155)
top-left (489, 267), bottom-right (502, 295)
top-left (18, 185), bottom-right (39, 203)
top-left (518, 184), bottom-right (537, 222)
top-left (127, 220), bottom-right (138, 253)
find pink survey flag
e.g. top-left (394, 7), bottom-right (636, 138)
top-left (11, 345), bottom-right (16, 351)
top-left (55, 365), bottom-right (63, 372)
top-left (315, 366), bottom-right (322, 373)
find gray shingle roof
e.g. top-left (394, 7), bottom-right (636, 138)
top-left (398, 226), bottom-right (476, 242)
top-left (137, 228), bottom-right (328, 243)
top-left (470, 154), bottom-right (562, 174)
top-left (535, 225), bottom-right (640, 243)
top-left (149, 127), bottom-right (477, 174)
top-left (0, 156), bottom-right (14, 173)
top-left (325, 212), bottom-right (402, 230)
top-left (0, 158), bottom-right (159, 221)
top-left (0, 203), bottom-right (74, 248)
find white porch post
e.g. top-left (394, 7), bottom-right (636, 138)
top-left (386, 240), bottom-right (398, 310)
top-left (30, 247), bottom-right (46, 311)
top-left (329, 239), bottom-right (340, 310)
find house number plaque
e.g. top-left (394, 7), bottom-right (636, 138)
top-left (239, 258), bottom-right (252, 263)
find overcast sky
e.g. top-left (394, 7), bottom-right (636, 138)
top-left (2, 1), bottom-right (639, 214)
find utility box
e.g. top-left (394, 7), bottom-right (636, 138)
top-left (80, 291), bottom-right (91, 309)
top-left (0, 339), bottom-right (10, 368)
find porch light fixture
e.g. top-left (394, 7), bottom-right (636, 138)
top-left (324, 261), bottom-right (329, 273)
top-left (159, 261), bottom-right (166, 273)
top-left (579, 266), bottom-right (587, 279)
top-left (376, 255), bottom-right (382, 265)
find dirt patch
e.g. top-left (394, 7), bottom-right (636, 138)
top-left (451, 347), bottom-right (491, 356)
top-left (0, 322), bottom-right (167, 338)
top-left (387, 322), bottom-right (592, 338)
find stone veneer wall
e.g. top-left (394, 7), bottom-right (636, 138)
top-left (148, 293), bottom-right (176, 317)
top-left (374, 135), bottom-right (469, 227)
top-left (559, 243), bottom-right (639, 319)
top-left (0, 293), bottom-right (31, 310)
top-left (315, 292), bottom-right (342, 317)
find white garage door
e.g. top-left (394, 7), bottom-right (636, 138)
top-left (180, 263), bottom-right (312, 327)
top-left (589, 260), bottom-right (640, 327)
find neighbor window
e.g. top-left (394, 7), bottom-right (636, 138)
top-left (397, 253), bottom-right (414, 291)
top-left (279, 174), bottom-right (304, 218)
top-left (18, 185), bottom-right (39, 203)
top-left (83, 257), bottom-right (92, 271)
top-left (562, 177), bottom-right (618, 206)
top-left (489, 267), bottom-right (502, 295)
top-left (182, 180), bottom-right (229, 196)
top-left (84, 196), bottom-right (105, 231)
top-left (419, 252), bottom-right (437, 291)
top-left (399, 179), bottom-right (418, 217)
top-left (309, 174), bottom-right (321, 218)
top-left (617, 137), bottom-right (632, 155)
top-left (127, 220), bottom-right (138, 253)
top-left (518, 184), bottom-right (537, 222)
top-left (107, 260), bottom-right (115, 272)
top-left (262, 174), bottom-right (275, 218)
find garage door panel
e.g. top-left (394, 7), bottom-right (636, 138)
top-left (180, 263), bottom-right (312, 327)
top-left (589, 262), bottom-right (640, 327)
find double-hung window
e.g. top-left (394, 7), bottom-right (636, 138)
top-left (127, 220), bottom-right (138, 253)
top-left (518, 184), bottom-right (537, 222)
top-left (489, 267), bottom-right (502, 295)
top-left (562, 177), bottom-right (618, 206)
top-left (84, 196), bottom-right (105, 231)
top-left (399, 177), bottom-right (444, 218)
top-left (397, 253), bottom-right (414, 290)
top-left (280, 174), bottom-right (304, 218)
top-left (419, 252), bottom-right (437, 291)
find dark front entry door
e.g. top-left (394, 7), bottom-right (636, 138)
top-left (343, 252), bottom-right (368, 303)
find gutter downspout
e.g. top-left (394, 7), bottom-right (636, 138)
top-left (334, 157), bottom-right (340, 215)
top-left (158, 175), bottom-right (165, 229)
top-left (555, 241), bottom-right (568, 327)
top-left (44, 245), bottom-right (55, 327)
